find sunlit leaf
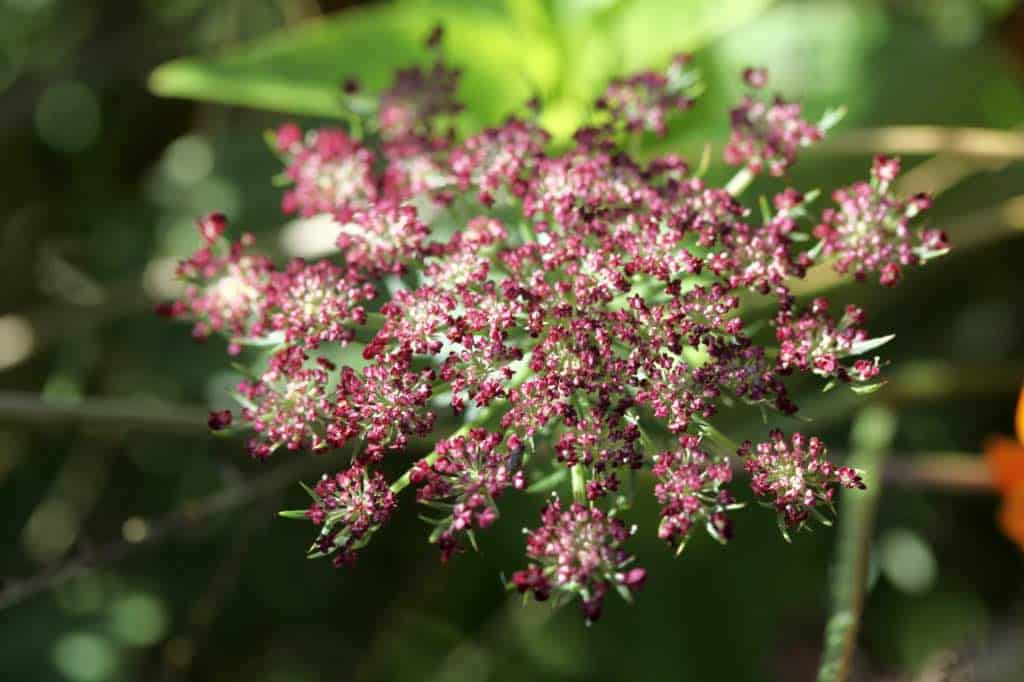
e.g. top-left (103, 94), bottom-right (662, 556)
top-left (149, 0), bottom-right (774, 138)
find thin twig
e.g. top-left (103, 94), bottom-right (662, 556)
top-left (157, 504), bottom-right (271, 681)
top-left (0, 450), bottom-right (347, 611)
top-left (0, 390), bottom-right (208, 436)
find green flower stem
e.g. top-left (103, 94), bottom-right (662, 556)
top-left (697, 419), bottom-right (740, 458)
top-left (0, 391), bottom-right (208, 436)
top-left (816, 407), bottom-right (896, 682)
top-left (570, 463), bottom-right (587, 504)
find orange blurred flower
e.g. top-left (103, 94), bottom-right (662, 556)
top-left (985, 384), bottom-right (1024, 550)
top-left (1017, 382), bottom-right (1024, 444)
top-left (999, 488), bottom-right (1024, 550)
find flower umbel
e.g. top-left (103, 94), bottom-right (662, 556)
top-left (306, 465), bottom-right (398, 567)
top-left (511, 498), bottom-right (645, 623)
top-left (160, 32), bottom-right (948, 624)
top-left (739, 430), bottom-right (865, 537)
top-left (412, 428), bottom-right (526, 561)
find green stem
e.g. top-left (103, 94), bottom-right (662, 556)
top-left (816, 407), bottom-right (896, 682)
top-left (570, 464), bottom-right (586, 504)
top-left (697, 419), bottom-right (740, 458)
top-left (0, 391), bottom-right (208, 436)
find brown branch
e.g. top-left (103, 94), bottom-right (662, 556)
top-left (821, 126), bottom-right (1024, 160)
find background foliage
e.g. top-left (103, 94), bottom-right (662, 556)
top-left (1, 1), bottom-right (1023, 680)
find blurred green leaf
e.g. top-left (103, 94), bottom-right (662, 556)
top-left (149, 0), bottom-right (773, 137)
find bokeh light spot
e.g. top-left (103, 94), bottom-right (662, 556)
top-left (0, 314), bottom-right (35, 371)
top-left (162, 134), bottom-right (215, 186)
top-left (109, 592), bottom-right (169, 647)
top-left (34, 80), bottom-right (101, 153)
top-left (879, 528), bottom-right (938, 595)
top-left (52, 632), bottom-right (117, 682)
top-left (121, 517), bottom-right (149, 543)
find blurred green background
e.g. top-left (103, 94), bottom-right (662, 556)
top-left (1, 0), bottom-right (1023, 680)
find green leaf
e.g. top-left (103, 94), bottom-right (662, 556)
top-left (148, 0), bottom-right (774, 139)
top-left (298, 480), bottom-right (319, 502)
top-left (277, 509), bottom-right (309, 520)
top-left (231, 391), bottom-right (258, 412)
top-left (525, 467), bottom-right (568, 494)
top-left (818, 105), bottom-right (847, 132)
top-left (848, 334), bottom-right (895, 356)
top-left (615, 582), bottom-right (635, 604)
top-left (607, 0), bottom-right (774, 74)
top-left (234, 331), bottom-right (286, 348)
top-left (149, 5), bottom-right (560, 132)
top-left (850, 381), bottom-right (886, 395)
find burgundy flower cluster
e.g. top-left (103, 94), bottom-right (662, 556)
top-left (306, 465), bottom-right (398, 567)
top-left (738, 430), bottom-right (865, 534)
top-left (161, 31), bottom-right (947, 624)
top-left (511, 498), bottom-right (646, 624)
top-left (652, 434), bottom-right (737, 553)
top-left (775, 297), bottom-right (884, 387)
top-left (411, 428), bottom-right (526, 561)
top-left (814, 155), bottom-right (949, 286)
top-left (723, 68), bottom-right (824, 176)
top-left (596, 54), bottom-right (699, 135)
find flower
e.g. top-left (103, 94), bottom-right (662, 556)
top-left (813, 156), bottom-right (948, 286)
top-left (723, 68), bottom-right (822, 176)
top-left (774, 297), bottom-right (883, 386)
top-left (738, 430), bottom-right (865, 534)
top-left (449, 118), bottom-right (548, 205)
top-left (596, 53), bottom-right (698, 136)
top-left (267, 259), bottom-right (375, 350)
top-left (412, 428), bottom-right (526, 561)
top-left (511, 498), bottom-right (644, 623)
top-left (306, 464), bottom-right (398, 567)
top-left (377, 61), bottom-right (462, 140)
top-left (1017, 382), bottom-right (1024, 443)
top-left (652, 435), bottom-right (736, 551)
top-left (277, 126), bottom-right (378, 219)
top-left (554, 408), bottom-right (643, 499)
top-left (336, 202), bottom-right (431, 276)
top-left (160, 46), bottom-right (953, 623)
top-left (985, 384), bottom-right (1024, 550)
top-left (162, 214), bottom-right (273, 349)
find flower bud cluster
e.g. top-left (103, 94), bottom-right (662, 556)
top-left (412, 428), bottom-right (526, 561)
top-left (738, 430), bottom-right (865, 532)
top-left (724, 70), bottom-right (822, 176)
top-left (161, 38), bottom-right (948, 624)
top-left (306, 465), bottom-right (398, 566)
top-left (775, 297), bottom-right (883, 385)
top-left (814, 155), bottom-right (948, 286)
top-left (597, 54), bottom-right (699, 136)
top-left (511, 499), bottom-right (646, 624)
top-left (651, 435), bottom-right (736, 552)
